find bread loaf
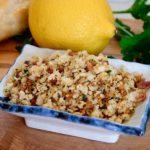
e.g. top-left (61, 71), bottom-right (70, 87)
top-left (0, 0), bottom-right (29, 41)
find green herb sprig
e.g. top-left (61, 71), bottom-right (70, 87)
top-left (114, 0), bottom-right (150, 64)
top-left (12, 29), bottom-right (34, 52)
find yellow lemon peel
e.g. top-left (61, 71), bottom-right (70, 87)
top-left (29, 0), bottom-right (115, 54)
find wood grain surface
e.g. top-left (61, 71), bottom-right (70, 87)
top-left (0, 19), bottom-right (150, 150)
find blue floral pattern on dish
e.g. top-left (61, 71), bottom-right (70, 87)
top-left (0, 96), bottom-right (150, 136)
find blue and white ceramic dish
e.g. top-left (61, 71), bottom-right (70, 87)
top-left (0, 45), bottom-right (150, 143)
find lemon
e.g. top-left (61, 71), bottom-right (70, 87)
top-left (29, 0), bottom-right (115, 54)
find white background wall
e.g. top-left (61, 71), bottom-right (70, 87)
top-left (109, 0), bottom-right (150, 18)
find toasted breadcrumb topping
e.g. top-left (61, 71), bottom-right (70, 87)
top-left (4, 50), bottom-right (147, 123)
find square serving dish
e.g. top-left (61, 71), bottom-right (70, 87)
top-left (0, 45), bottom-right (150, 143)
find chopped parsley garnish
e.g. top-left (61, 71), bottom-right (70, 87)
top-left (23, 69), bottom-right (29, 75)
top-left (106, 70), bottom-right (112, 74)
top-left (82, 94), bottom-right (88, 101)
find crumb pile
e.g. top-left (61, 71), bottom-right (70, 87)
top-left (4, 50), bottom-right (147, 123)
